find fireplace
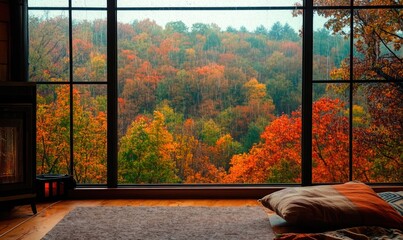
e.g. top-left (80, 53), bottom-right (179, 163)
top-left (0, 119), bottom-right (23, 185)
top-left (0, 83), bottom-right (36, 214)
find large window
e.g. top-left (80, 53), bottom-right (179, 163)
top-left (311, 1), bottom-right (402, 183)
top-left (29, 1), bottom-right (107, 184)
top-left (28, 0), bottom-right (402, 186)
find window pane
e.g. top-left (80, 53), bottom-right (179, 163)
top-left (353, 9), bottom-right (402, 81)
top-left (72, 0), bottom-right (106, 8)
top-left (313, 10), bottom-right (350, 81)
top-left (73, 11), bottom-right (107, 82)
top-left (29, 0), bottom-right (68, 7)
top-left (73, 85), bottom-right (107, 184)
top-left (118, 10), bottom-right (302, 184)
top-left (353, 83), bottom-right (402, 183)
top-left (313, 83), bottom-right (350, 183)
top-left (28, 10), bottom-right (69, 82)
top-left (118, 0), bottom-right (301, 8)
top-left (36, 84), bottom-right (70, 176)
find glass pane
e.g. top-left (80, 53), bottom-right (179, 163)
top-left (118, 10), bottom-right (302, 184)
top-left (29, 0), bottom-right (68, 7)
top-left (72, 0), bottom-right (106, 8)
top-left (353, 9), bottom-right (402, 80)
top-left (73, 85), bottom-right (107, 184)
top-left (354, 0), bottom-right (400, 6)
top-left (313, 10), bottom-right (350, 81)
top-left (28, 10), bottom-right (69, 82)
top-left (36, 84), bottom-right (70, 176)
top-left (118, 0), bottom-right (301, 7)
top-left (353, 83), bottom-right (402, 183)
top-left (313, 83), bottom-right (350, 183)
top-left (73, 11), bottom-right (107, 82)
top-left (314, 0), bottom-right (350, 6)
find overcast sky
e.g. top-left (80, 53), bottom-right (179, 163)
top-left (28, 0), bottom-right (332, 32)
top-left (117, 10), bottom-right (302, 32)
top-left (29, 9), bottom-right (307, 33)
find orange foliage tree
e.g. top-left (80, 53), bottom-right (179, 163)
top-left (72, 87), bottom-right (107, 183)
top-left (170, 118), bottom-right (227, 183)
top-left (36, 85), bottom-right (107, 183)
top-left (36, 86), bottom-right (70, 176)
top-left (225, 98), bottom-right (374, 183)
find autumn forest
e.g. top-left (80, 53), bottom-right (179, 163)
top-left (29, 3), bottom-right (402, 184)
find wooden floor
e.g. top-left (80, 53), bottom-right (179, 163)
top-left (0, 199), bottom-right (261, 240)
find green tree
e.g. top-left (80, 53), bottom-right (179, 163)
top-left (199, 119), bottom-right (221, 146)
top-left (268, 22), bottom-right (299, 42)
top-left (118, 111), bottom-right (179, 183)
top-left (165, 21), bottom-right (188, 34)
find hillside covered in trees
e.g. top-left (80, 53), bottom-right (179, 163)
top-left (30, 7), bottom-right (402, 184)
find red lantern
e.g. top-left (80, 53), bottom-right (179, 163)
top-left (36, 174), bottom-right (75, 201)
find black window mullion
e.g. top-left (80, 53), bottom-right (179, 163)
top-left (68, 0), bottom-right (74, 177)
top-left (107, 0), bottom-right (118, 188)
top-left (349, 1), bottom-right (354, 181)
top-left (302, 0), bottom-right (313, 186)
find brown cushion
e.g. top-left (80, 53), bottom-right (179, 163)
top-left (259, 182), bottom-right (403, 229)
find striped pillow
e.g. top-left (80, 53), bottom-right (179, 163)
top-left (378, 191), bottom-right (403, 215)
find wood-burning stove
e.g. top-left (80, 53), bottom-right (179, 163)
top-left (0, 82), bottom-right (36, 214)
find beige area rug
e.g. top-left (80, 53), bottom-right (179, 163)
top-left (42, 206), bottom-right (275, 240)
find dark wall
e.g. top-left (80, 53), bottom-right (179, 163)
top-left (0, 0), bottom-right (26, 82)
top-left (0, 0), bottom-right (10, 81)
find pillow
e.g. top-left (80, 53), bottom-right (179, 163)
top-left (259, 182), bottom-right (403, 230)
top-left (378, 191), bottom-right (403, 215)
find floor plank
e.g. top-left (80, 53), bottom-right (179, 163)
top-left (0, 199), bottom-right (261, 240)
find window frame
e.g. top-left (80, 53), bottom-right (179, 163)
top-left (24, 0), bottom-right (402, 193)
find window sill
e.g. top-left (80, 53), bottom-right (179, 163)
top-left (69, 184), bottom-right (403, 199)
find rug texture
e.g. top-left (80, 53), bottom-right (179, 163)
top-left (42, 206), bottom-right (274, 240)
